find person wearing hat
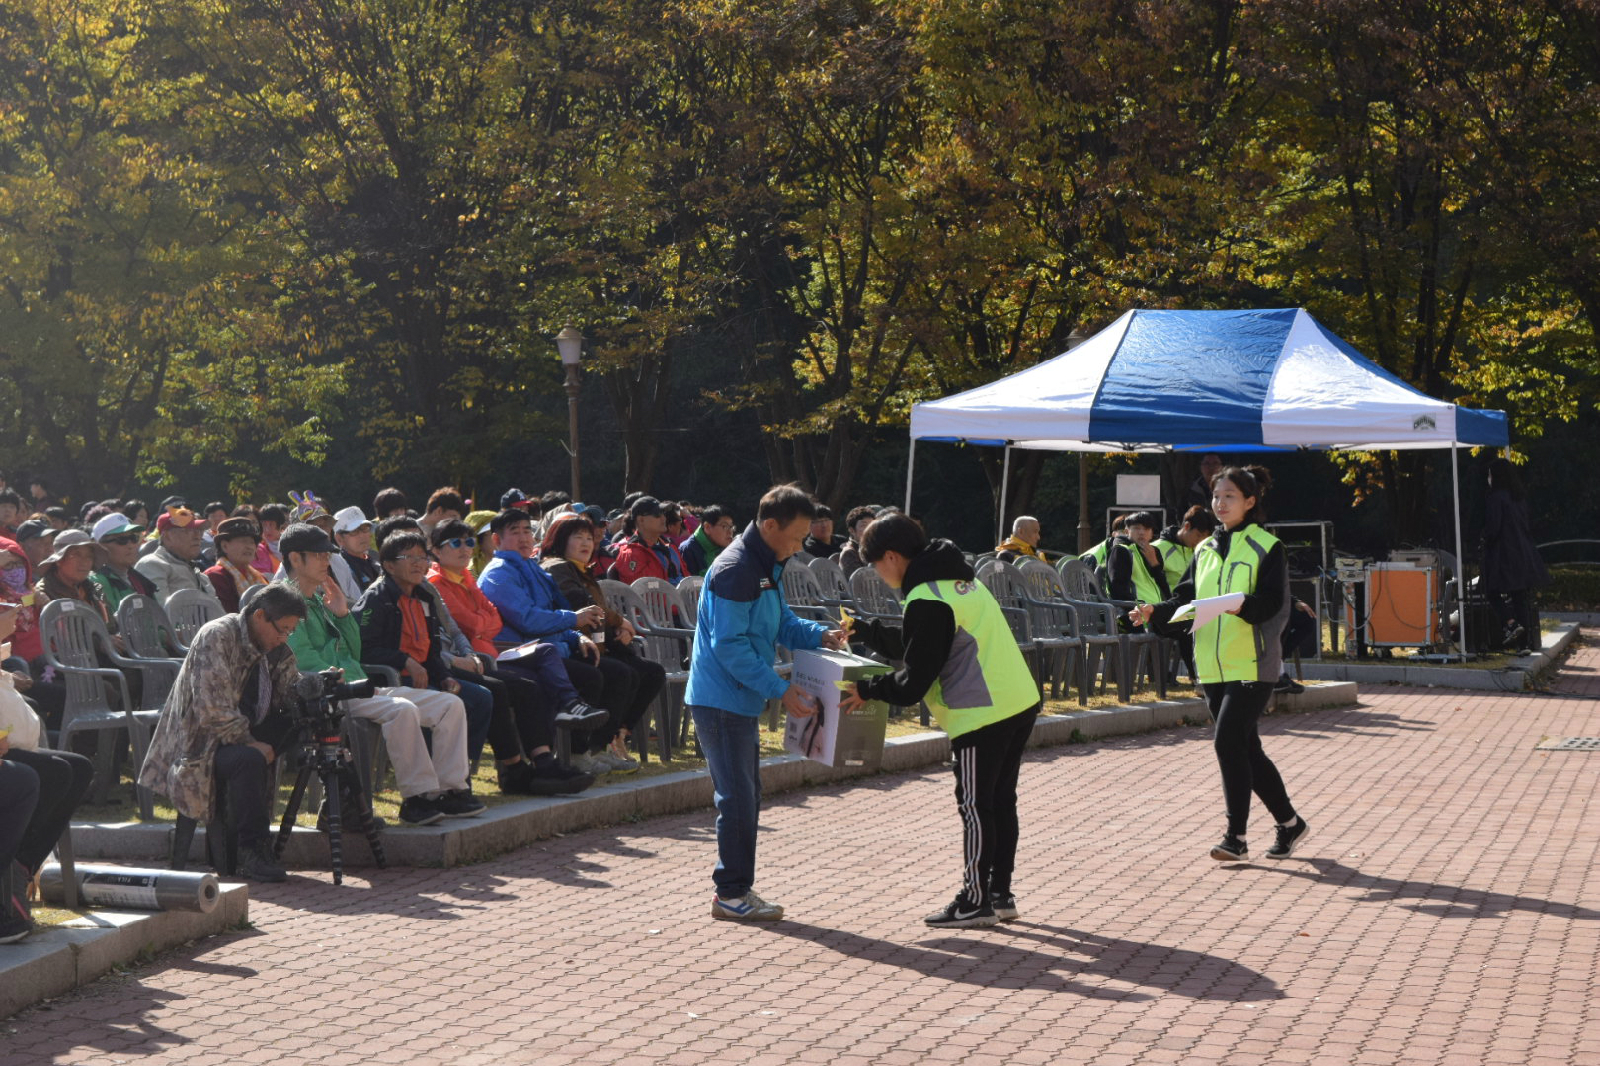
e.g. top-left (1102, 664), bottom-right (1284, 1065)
top-left (610, 496), bottom-right (688, 586)
top-left (203, 518), bottom-right (268, 614)
top-left (35, 530), bottom-right (112, 627)
top-left (89, 513), bottom-right (158, 615)
top-left (134, 507), bottom-right (225, 610)
top-left (332, 506), bottom-right (380, 600)
top-left (279, 522), bottom-right (479, 825)
top-left (12, 519), bottom-right (58, 572)
top-left (499, 488), bottom-right (536, 513)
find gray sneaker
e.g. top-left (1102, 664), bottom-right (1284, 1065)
top-left (597, 749), bottom-right (640, 774)
top-left (711, 891), bottom-right (784, 921)
top-left (570, 753), bottom-right (610, 775)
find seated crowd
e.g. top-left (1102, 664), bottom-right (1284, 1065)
top-left (0, 473), bottom-right (904, 925)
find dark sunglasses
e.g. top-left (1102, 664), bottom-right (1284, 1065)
top-left (103, 535), bottom-right (140, 546)
top-left (439, 536), bottom-right (477, 550)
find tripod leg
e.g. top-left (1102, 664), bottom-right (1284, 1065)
top-left (274, 762), bottom-right (315, 861)
top-left (341, 767), bottom-right (388, 869)
top-left (321, 763), bottom-right (344, 886)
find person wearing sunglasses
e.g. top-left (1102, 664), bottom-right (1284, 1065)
top-left (88, 513), bottom-right (158, 615)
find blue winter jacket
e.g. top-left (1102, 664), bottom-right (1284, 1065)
top-left (477, 549), bottom-right (581, 654)
top-left (685, 522), bottom-right (829, 717)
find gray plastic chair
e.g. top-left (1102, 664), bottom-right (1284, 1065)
top-left (598, 579), bottom-right (689, 761)
top-left (38, 598), bottom-right (162, 818)
top-left (1058, 559), bottom-right (1164, 701)
top-left (847, 566), bottom-right (902, 622)
top-left (780, 564), bottom-right (833, 622)
top-left (165, 588), bottom-right (224, 652)
top-left (806, 556), bottom-right (852, 609)
top-left (676, 575), bottom-right (703, 628)
top-left (1014, 559), bottom-right (1090, 704)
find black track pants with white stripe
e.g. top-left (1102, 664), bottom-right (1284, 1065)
top-left (950, 704), bottom-right (1040, 906)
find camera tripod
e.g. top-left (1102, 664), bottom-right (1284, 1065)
top-left (272, 723), bottom-right (387, 885)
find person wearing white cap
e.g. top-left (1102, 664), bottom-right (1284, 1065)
top-left (88, 513), bottom-right (157, 616)
top-left (331, 506), bottom-right (379, 601)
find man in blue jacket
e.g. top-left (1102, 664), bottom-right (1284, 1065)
top-left (687, 485), bottom-right (845, 921)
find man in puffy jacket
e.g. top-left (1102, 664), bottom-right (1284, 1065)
top-left (685, 485), bottom-right (845, 922)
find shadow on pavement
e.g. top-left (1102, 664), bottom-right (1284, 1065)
top-left (757, 919), bottom-right (1281, 1002)
top-left (1253, 856), bottom-right (1600, 920)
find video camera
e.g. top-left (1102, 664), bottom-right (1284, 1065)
top-left (291, 668), bottom-right (377, 730)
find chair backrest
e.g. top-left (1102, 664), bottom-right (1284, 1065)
top-left (808, 556), bottom-right (850, 602)
top-left (599, 579), bottom-right (658, 634)
top-left (780, 564), bottom-right (830, 620)
top-left (677, 575), bottom-right (703, 627)
top-left (975, 562), bottom-right (1035, 644)
top-left (116, 595), bottom-right (181, 660)
top-left (628, 575), bottom-right (687, 631)
top-left (1015, 558), bottom-right (1080, 638)
top-left (38, 598), bottom-right (123, 720)
top-left (848, 565), bottom-right (902, 617)
top-left (165, 588), bottom-right (223, 649)
top-left (1058, 558), bottom-right (1101, 601)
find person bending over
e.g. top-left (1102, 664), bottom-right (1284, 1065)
top-left (841, 513), bottom-right (1040, 928)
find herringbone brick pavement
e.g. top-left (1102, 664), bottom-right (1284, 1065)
top-left (4, 635), bottom-right (1597, 1066)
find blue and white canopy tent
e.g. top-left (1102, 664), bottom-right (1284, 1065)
top-left (905, 308), bottom-right (1511, 654)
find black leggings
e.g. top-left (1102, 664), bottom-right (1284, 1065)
top-left (1206, 681), bottom-right (1295, 838)
top-left (3, 746), bottom-right (94, 873)
top-left (563, 645), bottom-right (665, 751)
top-left (950, 705), bottom-right (1039, 905)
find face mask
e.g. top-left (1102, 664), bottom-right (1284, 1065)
top-left (1, 565), bottom-right (28, 599)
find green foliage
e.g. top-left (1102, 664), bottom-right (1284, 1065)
top-left (0, 0), bottom-right (1594, 511)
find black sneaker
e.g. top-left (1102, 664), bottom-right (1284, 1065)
top-left (555, 701), bottom-right (610, 729)
top-left (0, 914), bottom-right (31, 945)
top-left (398, 794), bottom-right (446, 826)
top-left (529, 762), bottom-right (594, 795)
top-left (1266, 817), bottom-right (1310, 859)
top-left (991, 894), bottom-right (1020, 921)
top-left (1273, 674), bottom-right (1305, 694)
top-left (236, 842), bottom-right (288, 883)
top-left (1210, 836), bottom-right (1248, 861)
top-left (435, 789), bottom-right (487, 818)
top-left (1501, 622), bottom-right (1525, 650)
top-left (924, 897), bottom-right (999, 928)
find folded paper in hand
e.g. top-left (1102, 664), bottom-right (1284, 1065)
top-left (496, 641), bottom-right (546, 663)
top-left (1166, 592), bottom-right (1246, 631)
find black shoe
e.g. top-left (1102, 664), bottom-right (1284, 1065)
top-left (529, 762), bottom-right (594, 795)
top-left (1501, 622), bottom-right (1525, 650)
top-left (555, 701), bottom-right (610, 729)
top-left (0, 914), bottom-right (31, 944)
top-left (236, 842), bottom-right (287, 883)
top-left (924, 896), bottom-right (998, 928)
top-left (399, 794), bottom-right (446, 826)
top-left (1266, 817), bottom-right (1310, 859)
top-left (496, 760), bottom-right (539, 795)
top-left (1273, 674), bottom-right (1305, 694)
top-left (435, 789), bottom-right (487, 818)
top-left (991, 894), bottom-right (1020, 921)
top-left (1210, 836), bottom-right (1248, 861)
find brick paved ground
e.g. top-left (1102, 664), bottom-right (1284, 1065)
top-left (5, 634), bottom-right (1598, 1066)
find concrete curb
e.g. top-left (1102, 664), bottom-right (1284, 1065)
top-left (69, 681), bottom-right (1358, 872)
top-left (0, 883), bottom-right (248, 1020)
top-left (1298, 623), bottom-right (1580, 691)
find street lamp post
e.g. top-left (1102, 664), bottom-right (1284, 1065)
top-left (557, 327), bottom-right (583, 500)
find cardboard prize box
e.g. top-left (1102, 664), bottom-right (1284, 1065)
top-left (783, 648), bottom-right (892, 769)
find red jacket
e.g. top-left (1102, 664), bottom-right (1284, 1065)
top-left (0, 535), bottom-right (40, 662)
top-left (427, 563), bottom-right (504, 656)
top-left (610, 535), bottom-right (687, 585)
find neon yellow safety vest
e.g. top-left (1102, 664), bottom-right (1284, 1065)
top-left (903, 578), bottom-right (1038, 739)
top-left (1081, 538), bottom-right (1113, 570)
top-left (1152, 538), bottom-right (1193, 591)
top-left (1117, 542), bottom-right (1167, 604)
top-left (1190, 524), bottom-right (1284, 685)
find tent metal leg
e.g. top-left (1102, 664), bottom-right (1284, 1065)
top-left (997, 445), bottom-right (1011, 546)
top-left (1451, 444), bottom-right (1468, 658)
top-left (904, 439), bottom-right (917, 514)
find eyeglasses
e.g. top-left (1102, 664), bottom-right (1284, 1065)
top-left (271, 619), bottom-right (298, 638)
top-left (103, 535), bottom-right (139, 546)
top-left (390, 553), bottom-right (430, 565)
top-left (439, 536), bottom-right (477, 550)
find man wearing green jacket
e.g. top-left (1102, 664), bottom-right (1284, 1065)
top-left (279, 522), bottom-right (479, 826)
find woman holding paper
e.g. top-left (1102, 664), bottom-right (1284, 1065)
top-left (1129, 466), bottom-right (1309, 863)
top-left (840, 513), bottom-right (1040, 929)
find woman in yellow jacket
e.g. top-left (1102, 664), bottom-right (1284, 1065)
top-left (1130, 466), bottom-right (1309, 863)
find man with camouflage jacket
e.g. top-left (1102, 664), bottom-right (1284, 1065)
top-left (138, 584), bottom-right (306, 882)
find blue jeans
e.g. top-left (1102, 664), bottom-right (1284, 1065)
top-left (690, 705), bottom-right (761, 899)
top-left (453, 678), bottom-right (496, 766)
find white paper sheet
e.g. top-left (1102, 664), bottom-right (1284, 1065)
top-left (1166, 592), bottom-right (1246, 631)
